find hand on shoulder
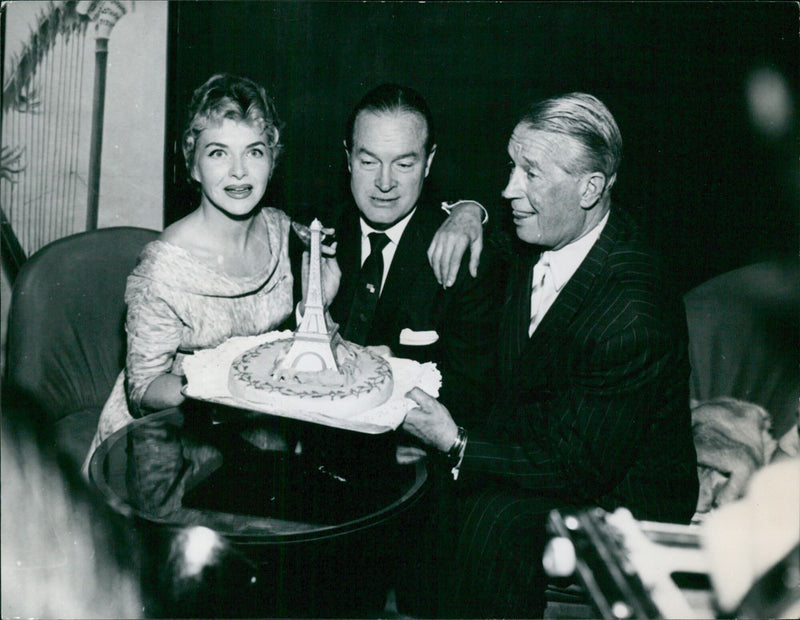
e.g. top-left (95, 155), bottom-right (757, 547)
top-left (428, 200), bottom-right (486, 288)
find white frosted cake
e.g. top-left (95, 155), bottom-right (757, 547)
top-left (228, 335), bottom-right (394, 418)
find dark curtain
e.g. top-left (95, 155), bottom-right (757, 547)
top-left (164, 1), bottom-right (798, 293)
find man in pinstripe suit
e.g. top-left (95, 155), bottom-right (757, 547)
top-left (398, 93), bottom-right (699, 617)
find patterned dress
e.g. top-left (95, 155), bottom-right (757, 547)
top-left (83, 208), bottom-right (294, 471)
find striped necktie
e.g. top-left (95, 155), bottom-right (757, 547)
top-left (528, 255), bottom-right (552, 336)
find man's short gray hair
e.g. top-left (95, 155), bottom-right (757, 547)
top-left (518, 93), bottom-right (622, 180)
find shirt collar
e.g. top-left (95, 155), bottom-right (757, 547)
top-left (359, 207), bottom-right (416, 246)
top-left (541, 210), bottom-right (610, 293)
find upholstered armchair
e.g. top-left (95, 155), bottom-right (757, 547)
top-left (684, 259), bottom-right (799, 517)
top-left (3, 227), bottom-right (158, 468)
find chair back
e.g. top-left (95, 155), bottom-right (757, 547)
top-left (4, 227), bottom-right (158, 436)
top-left (683, 259), bottom-right (800, 440)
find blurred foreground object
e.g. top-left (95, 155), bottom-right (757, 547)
top-left (701, 457), bottom-right (800, 617)
top-left (1, 397), bottom-right (270, 618)
top-left (545, 508), bottom-right (712, 619)
top-left (745, 65), bottom-right (794, 141)
top-left (1, 400), bottom-right (143, 619)
top-left (690, 397), bottom-right (794, 518)
top-left (544, 458), bottom-right (800, 619)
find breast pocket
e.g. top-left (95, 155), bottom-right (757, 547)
top-left (399, 328), bottom-right (439, 346)
top-left (393, 325), bottom-right (442, 364)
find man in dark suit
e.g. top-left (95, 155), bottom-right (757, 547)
top-left (400, 92), bottom-right (699, 617)
top-left (295, 83), bottom-right (500, 428)
top-left (288, 83), bottom-right (501, 616)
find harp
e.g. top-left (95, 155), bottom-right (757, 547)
top-left (1, 0), bottom-right (130, 279)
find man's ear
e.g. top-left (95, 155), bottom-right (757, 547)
top-left (343, 140), bottom-right (352, 173)
top-left (424, 144), bottom-right (437, 177)
top-left (580, 171), bottom-right (607, 209)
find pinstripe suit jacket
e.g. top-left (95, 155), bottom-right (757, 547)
top-left (462, 207), bottom-right (699, 523)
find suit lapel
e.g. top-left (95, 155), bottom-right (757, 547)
top-left (499, 249), bottom-right (536, 385)
top-left (329, 207), bottom-right (363, 326)
top-left (509, 211), bottom-right (623, 387)
top-left (373, 208), bottom-right (431, 328)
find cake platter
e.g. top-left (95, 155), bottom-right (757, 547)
top-left (182, 330), bottom-right (441, 434)
top-left (183, 220), bottom-right (441, 433)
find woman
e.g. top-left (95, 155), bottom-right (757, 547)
top-left (83, 74), bottom-right (339, 471)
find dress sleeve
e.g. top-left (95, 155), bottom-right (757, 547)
top-left (124, 278), bottom-right (184, 417)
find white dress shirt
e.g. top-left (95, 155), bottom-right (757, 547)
top-left (296, 207), bottom-right (417, 323)
top-left (529, 211), bottom-right (610, 336)
top-left (359, 207), bottom-right (416, 295)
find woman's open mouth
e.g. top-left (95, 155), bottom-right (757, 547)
top-left (225, 185), bottom-right (253, 198)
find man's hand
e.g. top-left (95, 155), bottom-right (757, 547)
top-left (401, 387), bottom-right (459, 453)
top-left (427, 201), bottom-right (484, 288)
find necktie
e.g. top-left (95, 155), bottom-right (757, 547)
top-left (528, 255), bottom-right (552, 336)
top-left (343, 232), bottom-right (390, 345)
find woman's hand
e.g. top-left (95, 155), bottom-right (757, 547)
top-left (139, 373), bottom-right (186, 412)
top-left (427, 201), bottom-right (485, 288)
top-left (292, 221), bottom-right (336, 253)
top-left (402, 387), bottom-right (459, 453)
top-left (366, 344), bottom-right (392, 358)
top-left (296, 221), bottom-right (340, 307)
top-left (321, 250), bottom-right (341, 307)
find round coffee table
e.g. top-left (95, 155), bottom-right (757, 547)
top-left (89, 406), bottom-right (429, 617)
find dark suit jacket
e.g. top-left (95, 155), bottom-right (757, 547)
top-left (292, 199), bottom-right (504, 426)
top-left (462, 207), bottom-right (699, 524)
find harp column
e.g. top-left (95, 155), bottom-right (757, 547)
top-left (77, 0), bottom-right (129, 230)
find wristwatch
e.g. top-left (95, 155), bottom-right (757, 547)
top-left (446, 426), bottom-right (468, 480)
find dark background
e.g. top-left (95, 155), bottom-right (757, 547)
top-left (164, 1), bottom-right (798, 293)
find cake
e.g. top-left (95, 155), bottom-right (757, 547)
top-left (228, 219), bottom-right (394, 419)
top-left (228, 334), bottom-right (394, 418)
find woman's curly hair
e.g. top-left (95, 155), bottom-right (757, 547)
top-left (181, 74), bottom-right (283, 174)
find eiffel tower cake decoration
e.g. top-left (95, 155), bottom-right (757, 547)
top-left (277, 219), bottom-right (340, 373)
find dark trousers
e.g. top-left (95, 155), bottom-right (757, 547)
top-left (397, 472), bottom-right (560, 618)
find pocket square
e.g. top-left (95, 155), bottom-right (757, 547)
top-left (399, 328), bottom-right (439, 346)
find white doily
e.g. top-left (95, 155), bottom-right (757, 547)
top-left (182, 331), bottom-right (442, 434)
